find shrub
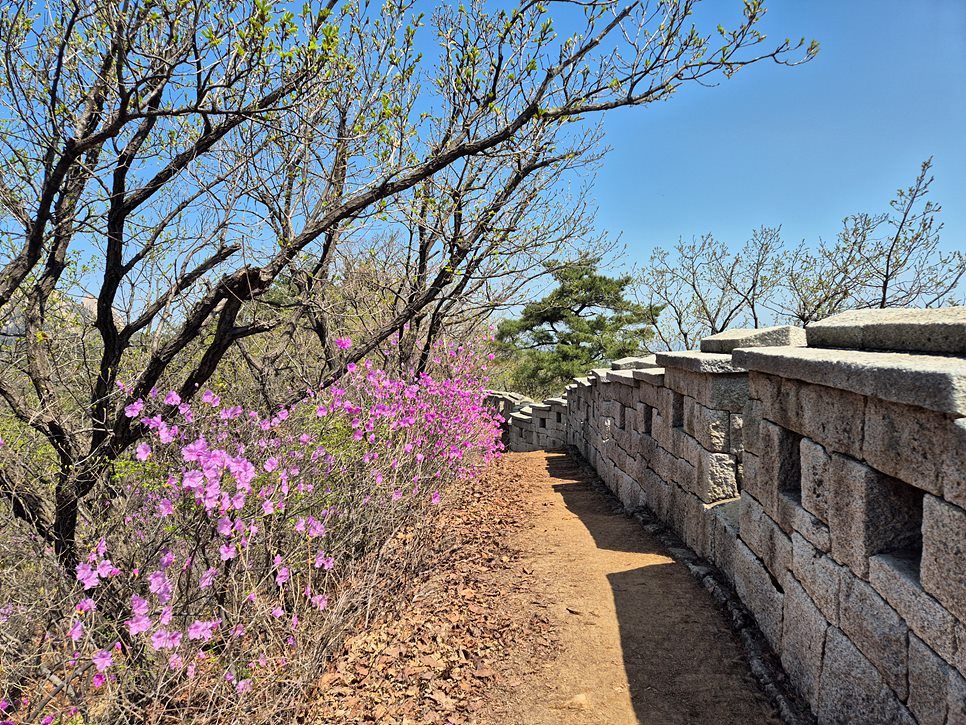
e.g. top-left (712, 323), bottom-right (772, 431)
top-left (0, 339), bottom-right (502, 724)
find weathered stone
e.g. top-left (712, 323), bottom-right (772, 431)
top-left (655, 350), bottom-right (746, 374)
top-left (751, 420), bottom-right (802, 518)
top-left (799, 437), bottom-right (832, 523)
top-left (805, 306), bottom-right (966, 355)
top-left (733, 539), bottom-right (784, 652)
top-left (742, 398), bottom-right (762, 455)
top-left (792, 533), bottom-right (843, 625)
top-left (921, 495), bottom-right (966, 623)
top-left (944, 418), bottom-right (966, 511)
top-left (797, 383), bottom-right (866, 459)
top-left (869, 552), bottom-right (957, 662)
top-left (863, 396), bottom-right (948, 496)
top-left (777, 492), bottom-right (831, 552)
top-left (781, 575), bottom-right (829, 707)
top-left (634, 368), bottom-right (664, 408)
top-left (729, 413), bottom-right (744, 459)
top-left (827, 453), bottom-right (924, 578)
top-left (908, 635), bottom-right (951, 725)
top-left (817, 627), bottom-right (907, 725)
top-left (739, 493), bottom-right (792, 580)
top-left (712, 502), bottom-right (740, 583)
top-left (683, 397), bottom-right (731, 452)
top-left (948, 671), bottom-right (966, 725)
top-left (732, 346), bottom-right (966, 416)
top-left (694, 450), bottom-right (738, 503)
top-left (839, 575), bottom-right (909, 698)
top-left (664, 367), bottom-right (749, 413)
top-left (638, 466), bottom-right (668, 518)
top-left (955, 622), bottom-right (966, 681)
top-left (680, 489), bottom-right (709, 558)
top-left (700, 325), bottom-right (807, 354)
top-left (611, 355), bottom-right (659, 370)
top-left (605, 369), bottom-right (638, 387)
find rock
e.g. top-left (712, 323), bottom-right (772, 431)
top-left (817, 628), bottom-right (906, 724)
top-left (562, 693), bottom-right (590, 710)
top-left (869, 553), bottom-right (956, 662)
top-left (611, 355), bottom-right (659, 370)
top-left (655, 350), bottom-right (746, 374)
top-left (862, 396), bottom-right (948, 496)
top-left (827, 453), bottom-right (924, 578)
top-left (781, 575), bottom-right (829, 707)
top-left (920, 495), bottom-right (966, 623)
top-left (732, 539), bottom-right (784, 652)
top-left (739, 493), bottom-right (792, 580)
top-left (792, 533), bottom-right (843, 626)
top-left (805, 307), bottom-right (966, 355)
top-left (732, 346), bottom-right (966, 416)
top-left (700, 325), bottom-right (807, 354)
top-left (799, 438), bottom-right (832, 524)
top-left (907, 635), bottom-right (951, 725)
top-left (838, 575), bottom-right (909, 698)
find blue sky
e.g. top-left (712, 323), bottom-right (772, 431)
top-left (589, 0), bottom-right (966, 267)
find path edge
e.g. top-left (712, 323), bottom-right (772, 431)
top-left (564, 446), bottom-right (817, 725)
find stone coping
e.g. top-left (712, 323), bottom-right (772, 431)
top-left (806, 308), bottom-right (966, 355)
top-left (610, 355), bottom-right (660, 370)
top-left (631, 367), bottom-right (665, 385)
top-left (700, 325), bottom-right (806, 354)
top-left (655, 351), bottom-right (747, 374)
top-left (733, 346), bottom-right (966, 415)
top-left (605, 369), bottom-right (638, 386)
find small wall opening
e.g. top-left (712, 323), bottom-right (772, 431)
top-left (641, 404), bottom-right (653, 436)
top-left (671, 392), bottom-right (684, 429)
top-left (873, 476), bottom-right (924, 575)
top-left (778, 428), bottom-right (803, 500)
top-left (556, 412), bottom-right (562, 424)
top-left (539, 417), bottom-right (547, 429)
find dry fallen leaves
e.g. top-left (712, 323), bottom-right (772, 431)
top-left (310, 458), bottom-right (559, 725)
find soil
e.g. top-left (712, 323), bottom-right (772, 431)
top-left (312, 450), bottom-right (780, 725)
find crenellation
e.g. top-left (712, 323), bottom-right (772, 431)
top-left (498, 308), bottom-right (965, 724)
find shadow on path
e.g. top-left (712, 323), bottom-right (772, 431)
top-left (540, 451), bottom-right (776, 725)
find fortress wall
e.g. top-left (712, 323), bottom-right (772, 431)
top-left (502, 309), bottom-right (966, 724)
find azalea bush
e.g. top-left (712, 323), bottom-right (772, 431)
top-left (0, 339), bottom-right (502, 724)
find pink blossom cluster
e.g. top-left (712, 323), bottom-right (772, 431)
top-left (5, 337), bottom-right (503, 723)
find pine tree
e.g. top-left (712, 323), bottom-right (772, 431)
top-left (496, 261), bottom-right (659, 397)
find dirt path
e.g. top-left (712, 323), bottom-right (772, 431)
top-left (491, 451), bottom-right (779, 725)
top-left (311, 450), bottom-right (779, 724)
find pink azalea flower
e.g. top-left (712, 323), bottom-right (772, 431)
top-left (124, 399), bottom-right (144, 418)
top-left (126, 615), bottom-right (152, 636)
top-left (131, 594), bottom-right (149, 616)
top-left (157, 498), bottom-right (174, 516)
top-left (334, 337), bottom-right (352, 350)
top-left (68, 619), bottom-right (84, 642)
top-left (92, 672), bottom-right (106, 688)
top-left (75, 563), bottom-right (99, 590)
top-left (75, 598), bottom-right (96, 613)
top-left (199, 567), bottom-right (217, 589)
top-left (136, 443), bottom-right (152, 461)
top-left (187, 619), bottom-right (219, 641)
top-left (164, 391), bottom-right (181, 406)
top-left (431, 491), bottom-right (442, 505)
top-left (275, 567), bottom-right (290, 586)
top-left (92, 649), bottom-right (113, 672)
top-left (150, 629), bottom-right (182, 651)
top-left (219, 544), bottom-right (236, 561)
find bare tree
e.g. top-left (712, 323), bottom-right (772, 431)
top-left (781, 158), bottom-right (965, 324)
top-left (640, 227), bottom-right (784, 350)
top-left (0, 0), bottom-right (814, 567)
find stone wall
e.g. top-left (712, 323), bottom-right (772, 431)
top-left (505, 309), bottom-right (966, 724)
